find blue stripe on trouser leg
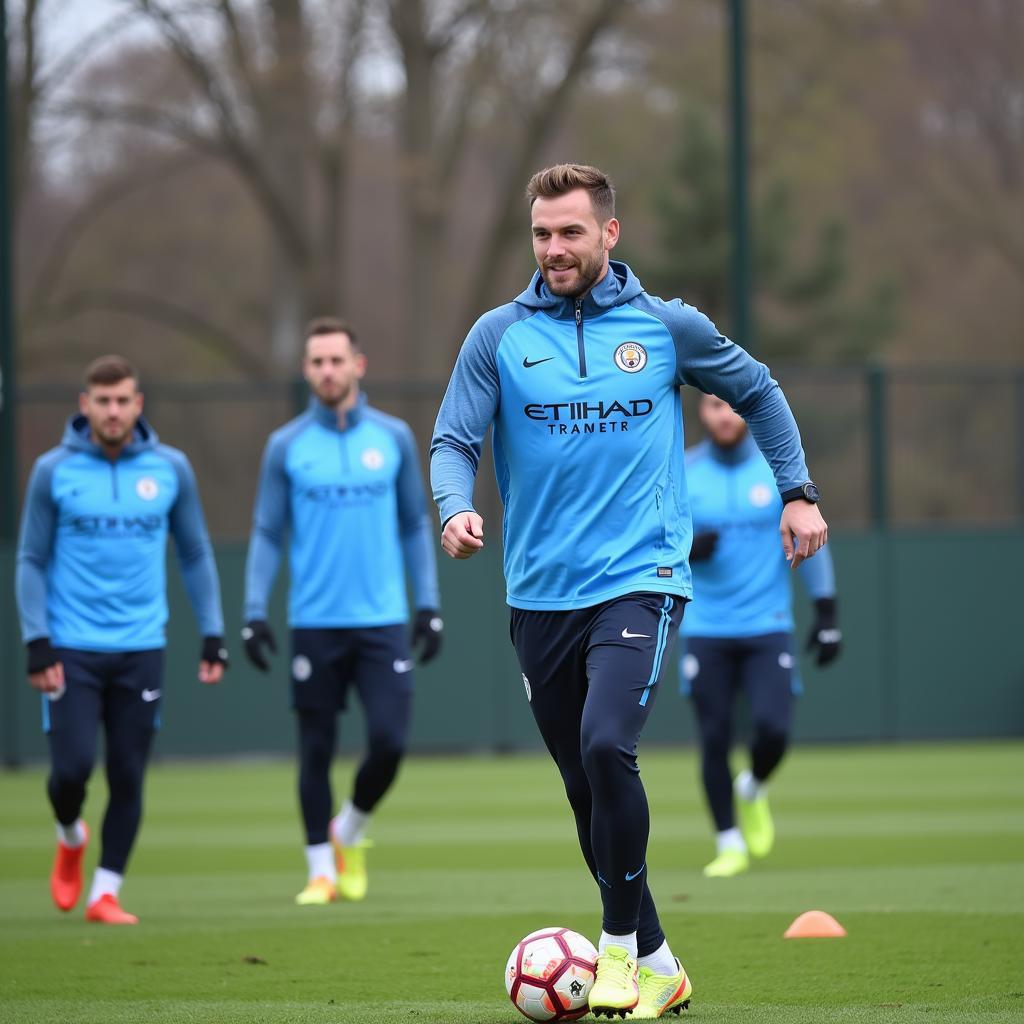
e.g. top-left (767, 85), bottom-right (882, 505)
top-left (639, 597), bottom-right (674, 707)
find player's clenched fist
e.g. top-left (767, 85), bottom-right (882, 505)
top-left (441, 511), bottom-right (485, 559)
top-left (780, 500), bottom-right (828, 569)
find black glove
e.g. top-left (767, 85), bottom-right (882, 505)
top-left (27, 637), bottom-right (59, 674)
top-left (689, 531), bottom-right (719, 563)
top-left (411, 609), bottom-right (444, 665)
top-left (201, 635), bottom-right (230, 669)
top-left (241, 620), bottom-right (277, 671)
top-left (806, 597), bottom-right (841, 667)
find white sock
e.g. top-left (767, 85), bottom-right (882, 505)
top-left (331, 799), bottom-right (370, 848)
top-left (304, 842), bottom-right (336, 882)
top-left (716, 827), bottom-right (747, 854)
top-left (56, 819), bottom-right (86, 848)
top-left (734, 769), bottom-right (763, 802)
top-left (599, 930), bottom-right (638, 958)
top-left (87, 867), bottom-right (122, 905)
top-left (638, 939), bottom-right (678, 977)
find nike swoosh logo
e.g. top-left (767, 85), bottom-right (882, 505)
top-left (625, 864), bottom-right (646, 881)
top-left (523, 356), bottom-right (553, 368)
top-left (621, 628), bottom-right (651, 639)
top-left (393, 659), bottom-right (414, 674)
top-left (141, 689), bottom-right (161, 702)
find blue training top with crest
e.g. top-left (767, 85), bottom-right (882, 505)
top-left (682, 434), bottom-right (835, 638)
top-left (430, 260), bottom-right (812, 611)
top-left (16, 414), bottom-right (224, 651)
top-left (243, 393), bottom-right (440, 629)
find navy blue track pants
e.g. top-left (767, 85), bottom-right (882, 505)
top-left (290, 626), bottom-right (413, 845)
top-left (43, 647), bottom-right (163, 874)
top-left (511, 591), bottom-right (684, 957)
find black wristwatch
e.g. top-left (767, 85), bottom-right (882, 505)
top-left (781, 481), bottom-right (821, 504)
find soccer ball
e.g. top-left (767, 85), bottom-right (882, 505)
top-left (505, 927), bottom-right (598, 1022)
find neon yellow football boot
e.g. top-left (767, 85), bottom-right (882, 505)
top-left (589, 945), bottom-right (640, 1019)
top-left (631, 959), bottom-right (693, 1018)
top-left (295, 875), bottom-right (337, 905)
top-left (702, 848), bottom-right (750, 878)
top-left (333, 838), bottom-right (372, 902)
top-left (736, 792), bottom-right (775, 858)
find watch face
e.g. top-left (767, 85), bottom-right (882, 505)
top-left (804, 482), bottom-right (821, 503)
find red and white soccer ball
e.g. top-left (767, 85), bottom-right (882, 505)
top-left (505, 927), bottom-right (598, 1022)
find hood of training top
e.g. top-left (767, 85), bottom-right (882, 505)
top-left (430, 259), bottom-right (811, 611)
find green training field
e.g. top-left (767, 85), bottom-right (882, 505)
top-left (1, 742), bottom-right (1022, 1023)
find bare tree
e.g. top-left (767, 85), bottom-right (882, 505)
top-left (39, 0), bottom-right (371, 369)
top-left (900, 0), bottom-right (1024, 282)
top-left (386, 0), bottom-right (634, 368)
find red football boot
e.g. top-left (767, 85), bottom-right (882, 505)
top-left (85, 893), bottom-right (139, 925)
top-left (50, 823), bottom-right (89, 912)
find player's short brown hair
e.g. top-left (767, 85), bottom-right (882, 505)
top-left (305, 316), bottom-right (359, 349)
top-left (83, 355), bottom-right (139, 390)
top-left (525, 164), bottom-right (616, 223)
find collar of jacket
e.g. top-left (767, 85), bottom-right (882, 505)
top-left (514, 259), bottom-right (645, 320)
top-left (62, 413), bottom-right (158, 458)
top-left (309, 390), bottom-right (367, 431)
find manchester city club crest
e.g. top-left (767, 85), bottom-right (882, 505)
top-left (614, 341), bottom-right (648, 373)
top-left (135, 476), bottom-right (159, 501)
top-left (361, 448), bottom-right (385, 470)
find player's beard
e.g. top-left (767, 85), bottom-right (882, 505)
top-left (542, 243), bottom-right (605, 299)
top-left (314, 379), bottom-right (352, 408)
top-left (710, 420), bottom-right (748, 448)
top-left (94, 419), bottom-right (135, 447)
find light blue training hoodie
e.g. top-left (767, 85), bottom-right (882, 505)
top-left (16, 414), bottom-right (224, 651)
top-left (430, 260), bottom-right (811, 611)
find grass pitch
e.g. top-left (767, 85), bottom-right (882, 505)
top-left (1, 742), bottom-right (1022, 1023)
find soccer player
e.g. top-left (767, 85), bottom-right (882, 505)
top-left (681, 393), bottom-right (841, 879)
top-left (431, 164), bottom-right (828, 1020)
top-left (15, 355), bottom-right (227, 925)
top-left (242, 317), bottom-right (442, 906)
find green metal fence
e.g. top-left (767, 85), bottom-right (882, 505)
top-left (2, 528), bottom-right (1022, 765)
top-left (3, 366), bottom-right (1023, 764)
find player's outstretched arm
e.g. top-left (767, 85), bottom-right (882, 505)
top-left (242, 434), bottom-right (289, 668)
top-left (16, 458), bottom-right (62, 692)
top-left (780, 499), bottom-right (828, 569)
top-left (441, 511), bottom-right (484, 560)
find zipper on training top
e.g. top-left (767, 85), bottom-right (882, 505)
top-left (109, 462), bottom-right (119, 501)
top-left (338, 433), bottom-right (351, 474)
top-left (574, 298), bottom-right (587, 378)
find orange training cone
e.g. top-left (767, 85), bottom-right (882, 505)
top-left (783, 910), bottom-right (847, 939)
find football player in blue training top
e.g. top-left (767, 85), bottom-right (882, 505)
top-left (16, 355), bottom-right (227, 925)
top-left (681, 393), bottom-right (841, 879)
top-left (431, 163), bottom-right (829, 1020)
top-left (243, 317), bottom-right (442, 906)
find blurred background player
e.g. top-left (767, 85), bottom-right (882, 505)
top-left (431, 163), bottom-right (828, 1019)
top-left (242, 317), bottom-right (442, 906)
top-left (681, 393), bottom-right (841, 878)
top-left (15, 355), bottom-right (227, 924)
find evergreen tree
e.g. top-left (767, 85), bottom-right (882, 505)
top-left (635, 104), bottom-right (899, 363)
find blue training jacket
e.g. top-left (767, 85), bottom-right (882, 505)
top-left (16, 415), bottom-right (224, 651)
top-left (243, 393), bottom-right (440, 629)
top-left (683, 434), bottom-right (836, 637)
top-left (430, 260), bottom-right (811, 611)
